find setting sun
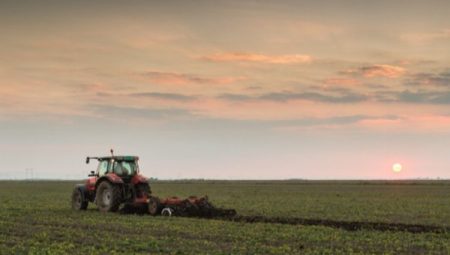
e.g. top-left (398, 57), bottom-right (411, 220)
top-left (392, 163), bottom-right (402, 173)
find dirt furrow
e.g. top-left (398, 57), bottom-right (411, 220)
top-left (210, 215), bottom-right (449, 234)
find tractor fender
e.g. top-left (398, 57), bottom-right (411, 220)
top-left (96, 173), bottom-right (124, 188)
top-left (131, 174), bottom-right (148, 185)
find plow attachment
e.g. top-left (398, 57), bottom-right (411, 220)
top-left (148, 195), bottom-right (236, 218)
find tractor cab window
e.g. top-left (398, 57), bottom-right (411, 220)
top-left (113, 161), bottom-right (137, 176)
top-left (97, 160), bottom-right (109, 176)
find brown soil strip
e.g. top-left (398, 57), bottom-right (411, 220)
top-left (120, 205), bottom-right (448, 234)
top-left (211, 215), bottom-right (449, 234)
top-left (186, 207), bottom-right (448, 233)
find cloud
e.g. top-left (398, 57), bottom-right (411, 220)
top-left (377, 90), bottom-right (450, 104)
top-left (218, 91), bottom-right (368, 103)
top-left (90, 104), bottom-right (195, 119)
top-left (88, 103), bottom-right (400, 130)
top-left (276, 115), bottom-right (401, 127)
top-left (130, 92), bottom-right (197, 102)
top-left (217, 93), bottom-right (253, 101)
top-left (202, 52), bottom-right (312, 64)
top-left (307, 85), bottom-right (355, 94)
top-left (323, 78), bottom-right (361, 86)
top-left (74, 82), bottom-right (110, 94)
top-left (141, 71), bottom-right (243, 85)
top-left (359, 65), bottom-right (406, 78)
top-left (219, 86), bottom-right (450, 105)
top-left (260, 92), bottom-right (367, 103)
top-left (405, 70), bottom-right (450, 87)
top-left (223, 115), bottom-right (404, 131)
top-left (397, 90), bottom-right (450, 104)
top-left (401, 29), bottom-right (450, 44)
top-left (182, 114), bottom-right (402, 131)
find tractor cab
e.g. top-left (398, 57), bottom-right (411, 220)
top-left (88, 156), bottom-right (140, 179)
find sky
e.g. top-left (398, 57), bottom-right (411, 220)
top-left (0, 0), bottom-right (449, 180)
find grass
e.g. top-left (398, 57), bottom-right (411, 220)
top-left (0, 180), bottom-right (449, 254)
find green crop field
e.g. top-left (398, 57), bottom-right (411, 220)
top-left (0, 180), bottom-right (449, 254)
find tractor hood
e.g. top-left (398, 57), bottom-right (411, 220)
top-left (105, 173), bottom-right (124, 184)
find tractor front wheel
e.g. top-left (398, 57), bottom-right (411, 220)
top-left (71, 188), bottom-right (88, 210)
top-left (96, 181), bottom-right (122, 212)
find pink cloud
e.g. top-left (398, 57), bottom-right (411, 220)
top-left (348, 65), bottom-right (406, 78)
top-left (203, 52), bottom-right (312, 64)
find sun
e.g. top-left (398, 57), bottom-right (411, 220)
top-left (392, 163), bottom-right (402, 173)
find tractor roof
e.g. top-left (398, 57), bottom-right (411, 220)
top-left (97, 156), bottom-right (139, 161)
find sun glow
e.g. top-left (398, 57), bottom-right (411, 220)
top-left (392, 163), bottom-right (402, 173)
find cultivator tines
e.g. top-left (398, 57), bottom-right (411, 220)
top-left (151, 195), bottom-right (237, 218)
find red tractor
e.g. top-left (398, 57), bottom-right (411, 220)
top-left (71, 154), bottom-right (152, 213)
top-left (71, 151), bottom-right (236, 217)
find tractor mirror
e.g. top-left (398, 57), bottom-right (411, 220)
top-left (86, 157), bottom-right (90, 164)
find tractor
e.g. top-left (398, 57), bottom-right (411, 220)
top-left (71, 153), bottom-right (152, 213)
top-left (71, 150), bottom-right (236, 217)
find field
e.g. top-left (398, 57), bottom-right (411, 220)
top-left (0, 180), bottom-right (449, 254)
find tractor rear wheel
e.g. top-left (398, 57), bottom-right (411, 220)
top-left (71, 188), bottom-right (88, 210)
top-left (96, 181), bottom-right (122, 212)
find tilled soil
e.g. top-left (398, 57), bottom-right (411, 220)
top-left (184, 206), bottom-right (449, 234)
top-left (217, 215), bottom-right (449, 234)
top-left (122, 204), bottom-right (449, 234)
